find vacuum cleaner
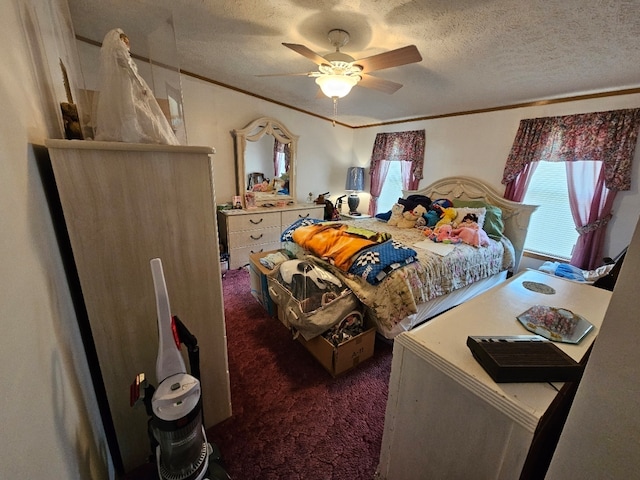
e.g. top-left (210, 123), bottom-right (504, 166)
top-left (130, 258), bottom-right (231, 480)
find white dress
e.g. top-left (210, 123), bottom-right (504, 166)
top-left (94, 28), bottom-right (179, 145)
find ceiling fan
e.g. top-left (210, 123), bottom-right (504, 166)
top-left (260, 29), bottom-right (422, 100)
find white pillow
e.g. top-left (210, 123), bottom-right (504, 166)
top-left (454, 207), bottom-right (486, 228)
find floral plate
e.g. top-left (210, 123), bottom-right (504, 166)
top-left (517, 305), bottom-right (594, 344)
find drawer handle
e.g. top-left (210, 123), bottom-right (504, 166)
top-left (251, 248), bottom-right (264, 254)
top-left (250, 218), bottom-right (264, 225)
top-left (250, 233), bottom-right (264, 240)
top-left (298, 213), bottom-right (310, 218)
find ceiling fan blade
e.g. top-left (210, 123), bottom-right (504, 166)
top-left (357, 74), bottom-right (403, 94)
top-left (354, 45), bottom-right (422, 73)
top-left (255, 72), bottom-right (312, 77)
top-left (282, 43), bottom-right (329, 66)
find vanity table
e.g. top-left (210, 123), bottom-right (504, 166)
top-left (224, 116), bottom-right (325, 268)
top-left (217, 204), bottom-right (324, 269)
top-left (377, 269), bottom-right (612, 480)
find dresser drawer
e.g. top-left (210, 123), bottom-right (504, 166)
top-left (281, 206), bottom-right (324, 226)
top-left (229, 242), bottom-right (281, 269)
top-left (227, 226), bottom-right (281, 249)
top-left (227, 211), bottom-right (281, 232)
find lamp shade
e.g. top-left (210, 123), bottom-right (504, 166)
top-left (345, 167), bottom-right (365, 192)
top-left (315, 75), bottom-right (358, 98)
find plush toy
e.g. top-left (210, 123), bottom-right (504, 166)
top-left (434, 205), bottom-right (457, 229)
top-left (450, 214), bottom-right (490, 246)
top-left (387, 203), bottom-right (404, 226)
top-left (424, 210), bottom-right (440, 227)
top-left (397, 205), bottom-right (427, 228)
top-left (430, 224), bottom-right (461, 244)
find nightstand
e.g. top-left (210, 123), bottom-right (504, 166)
top-left (341, 212), bottom-right (371, 220)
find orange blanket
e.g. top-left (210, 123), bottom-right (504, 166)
top-left (292, 223), bottom-right (388, 271)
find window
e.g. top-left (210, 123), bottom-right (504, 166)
top-left (522, 161), bottom-right (579, 259)
top-left (502, 109), bottom-right (640, 269)
top-left (375, 161), bottom-right (403, 214)
top-left (368, 130), bottom-right (425, 215)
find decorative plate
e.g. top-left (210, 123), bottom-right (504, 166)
top-left (517, 305), bottom-right (593, 344)
top-left (522, 281), bottom-right (556, 295)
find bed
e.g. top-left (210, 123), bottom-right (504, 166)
top-left (280, 176), bottom-right (537, 339)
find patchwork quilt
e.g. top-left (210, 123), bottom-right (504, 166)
top-left (281, 217), bottom-right (513, 333)
top-left (284, 219), bottom-right (417, 284)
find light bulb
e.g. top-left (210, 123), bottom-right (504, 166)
top-left (315, 75), bottom-right (359, 98)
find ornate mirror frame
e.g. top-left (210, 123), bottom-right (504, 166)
top-left (233, 116), bottom-right (298, 206)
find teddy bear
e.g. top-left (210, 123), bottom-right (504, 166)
top-left (433, 205), bottom-right (457, 229)
top-left (387, 203), bottom-right (405, 226)
top-left (397, 204), bottom-right (427, 228)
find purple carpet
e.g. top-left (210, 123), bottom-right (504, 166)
top-left (209, 268), bottom-right (393, 480)
top-left (123, 267), bottom-right (393, 479)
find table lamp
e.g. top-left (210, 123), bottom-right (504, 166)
top-left (345, 167), bottom-right (365, 214)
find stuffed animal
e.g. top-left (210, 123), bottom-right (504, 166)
top-left (430, 224), bottom-right (461, 244)
top-left (424, 210), bottom-right (440, 227)
top-left (387, 203), bottom-right (404, 226)
top-left (451, 214), bottom-right (490, 246)
top-left (434, 205), bottom-right (457, 229)
top-left (397, 205), bottom-right (427, 228)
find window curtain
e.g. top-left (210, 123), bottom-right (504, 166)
top-left (502, 108), bottom-right (640, 269)
top-left (273, 141), bottom-right (289, 178)
top-left (368, 129), bottom-right (425, 215)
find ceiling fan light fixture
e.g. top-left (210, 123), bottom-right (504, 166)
top-left (315, 74), bottom-right (359, 98)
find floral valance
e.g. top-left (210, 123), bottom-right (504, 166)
top-left (370, 129), bottom-right (425, 181)
top-left (502, 108), bottom-right (640, 191)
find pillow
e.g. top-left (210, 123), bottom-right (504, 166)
top-left (452, 200), bottom-right (504, 240)
top-left (453, 207), bottom-right (486, 229)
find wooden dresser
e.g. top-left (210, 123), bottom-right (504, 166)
top-left (377, 269), bottom-right (612, 480)
top-left (217, 204), bottom-right (324, 269)
top-left (44, 140), bottom-right (231, 475)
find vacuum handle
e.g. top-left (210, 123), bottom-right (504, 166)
top-left (150, 258), bottom-right (186, 384)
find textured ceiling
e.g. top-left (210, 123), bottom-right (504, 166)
top-left (68, 0), bottom-right (640, 127)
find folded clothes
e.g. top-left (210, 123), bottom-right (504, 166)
top-left (259, 251), bottom-right (291, 270)
top-left (540, 261), bottom-right (586, 282)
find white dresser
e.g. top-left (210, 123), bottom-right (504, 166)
top-left (377, 269), bottom-right (612, 480)
top-left (217, 204), bottom-right (324, 269)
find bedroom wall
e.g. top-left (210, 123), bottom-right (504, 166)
top-left (351, 95), bottom-right (640, 264)
top-left (180, 75), bottom-right (355, 207)
top-left (1, 1), bottom-right (112, 479)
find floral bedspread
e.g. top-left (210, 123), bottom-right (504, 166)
top-left (284, 218), bottom-right (514, 333)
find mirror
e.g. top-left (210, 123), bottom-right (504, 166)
top-left (233, 117), bottom-right (297, 206)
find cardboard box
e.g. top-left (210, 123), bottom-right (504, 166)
top-left (249, 250), bottom-right (281, 317)
top-left (297, 321), bottom-right (376, 377)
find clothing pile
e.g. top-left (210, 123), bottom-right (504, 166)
top-left (269, 259), bottom-right (361, 341)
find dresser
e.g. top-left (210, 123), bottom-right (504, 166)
top-left (217, 204), bottom-right (324, 269)
top-left (377, 269), bottom-right (612, 480)
top-left (44, 140), bottom-right (231, 475)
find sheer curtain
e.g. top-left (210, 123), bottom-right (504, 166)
top-left (273, 141), bottom-right (285, 178)
top-left (368, 129), bottom-right (425, 215)
top-left (502, 109), bottom-right (640, 269)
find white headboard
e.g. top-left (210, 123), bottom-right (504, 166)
top-left (404, 176), bottom-right (538, 272)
